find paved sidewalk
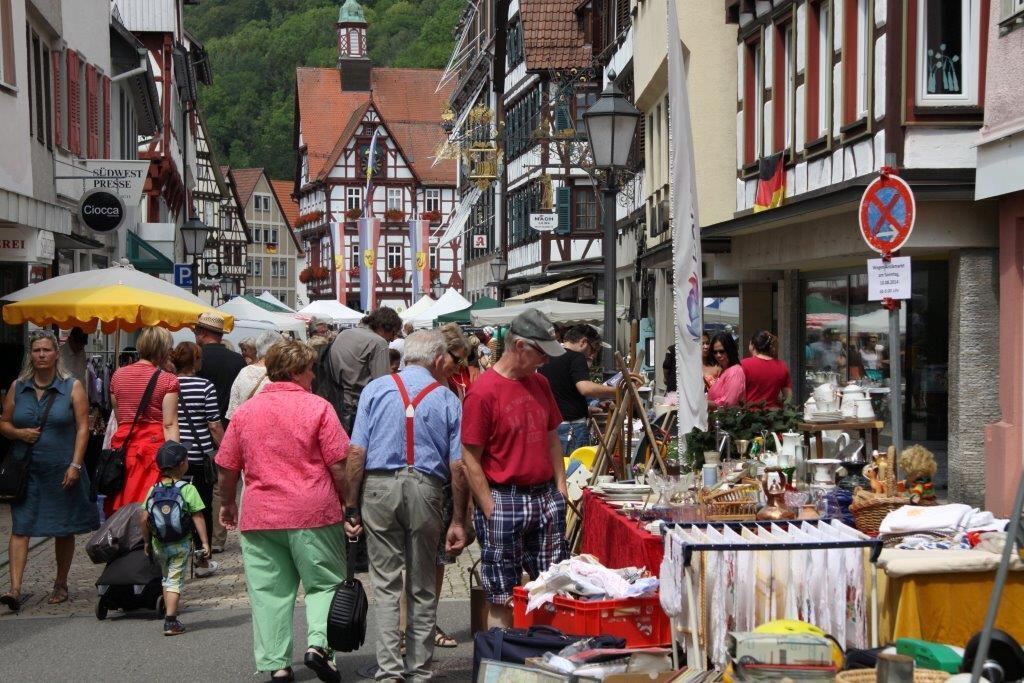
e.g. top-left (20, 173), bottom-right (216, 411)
top-left (0, 505), bottom-right (477, 616)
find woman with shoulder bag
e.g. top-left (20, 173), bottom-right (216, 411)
top-left (104, 327), bottom-right (180, 517)
top-left (171, 341), bottom-right (223, 577)
top-left (0, 331), bottom-right (98, 610)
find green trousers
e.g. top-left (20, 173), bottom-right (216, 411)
top-left (240, 524), bottom-right (346, 672)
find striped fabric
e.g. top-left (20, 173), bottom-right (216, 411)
top-left (110, 362), bottom-right (179, 424)
top-left (177, 375), bottom-right (221, 461)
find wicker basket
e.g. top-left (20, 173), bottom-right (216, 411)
top-left (836, 668), bottom-right (950, 682)
top-left (700, 481), bottom-right (759, 521)
top-left (849, 495), bottom-right (907, 535)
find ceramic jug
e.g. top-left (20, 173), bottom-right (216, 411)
top-left (856, 397), bottom-right (875, 420)
top-left (839, 382), bottom-right (866, 417)
top-left (807, 458), bottom-right (842, 485)
top-left (813, 382), bottom-right (836, 408)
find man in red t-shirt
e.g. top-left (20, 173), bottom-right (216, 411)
top-left (461, 309), bottom-right (568, 627)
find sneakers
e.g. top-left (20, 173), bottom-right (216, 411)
top-left (195, 560), bottom-right (220, 578)
top-left (163, 617), bottom-right (186, 636)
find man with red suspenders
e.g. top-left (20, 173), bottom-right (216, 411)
top-left (344, 330), bottom-right (468, 683)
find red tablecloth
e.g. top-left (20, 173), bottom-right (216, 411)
top-left (580, 489), bottom-right (664, 572)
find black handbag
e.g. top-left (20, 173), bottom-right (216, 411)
top-left (0, 390), bottom-right (57, 504)
top-left (326, 538), bottom-right (368, 652)
top-left (472, 626), bottom-right (626, 679)
top-left (95, 369), bottom-right (161, 497)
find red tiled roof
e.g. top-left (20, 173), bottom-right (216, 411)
top-left (296, 66), bottom-right (455, 186)
top-left (269, 180), bottom-right (300, 230)
top-left (228, 167), bottom-right (265, 208)
top-left (520, 0), bottom-right (591, 70)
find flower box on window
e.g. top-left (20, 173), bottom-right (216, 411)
top-left (421, 210), bottom-right (442, 223)
top-left (348, 266), bottom-right (360, 278)
top-left (298, 267), bottom-right (314, 284)
top-left (312, 266), bottom-right (330, 281)
top-left (429, 268), bottom-right (441, 281)
top-left (345, 207), bottom-right (363, 221)
top-left (388, 266), bottom-right (406, 280)
top-left (383, 209), bottom-right (406, 222)
top-left (296, 210), bottom-right (325, 228)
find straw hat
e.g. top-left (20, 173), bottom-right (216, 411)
top-left (196, 311), bottom-right (227, 334)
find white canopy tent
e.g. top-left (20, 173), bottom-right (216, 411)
top-left (471, 300), bottom-right (626, 326)
top-left (217, 297), bottom-right (307, 339)
top-left (404, 288), bottom-right (472, 324)
top-left (399, 295), bottom-right (436, 322)
top-left (258, 291), bottom-right (297, 313)
top-left (172, 318), bottom-right (280, 348)
top-left (297, 299), bottom-right (364, 325)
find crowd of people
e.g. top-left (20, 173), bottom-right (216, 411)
top-left (0, 306), bottom-right (798, 681)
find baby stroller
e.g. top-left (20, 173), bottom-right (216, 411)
top-left (86, 502), bottom-right (165, 620)
top-left (94, 547), bottom-right (165, 620)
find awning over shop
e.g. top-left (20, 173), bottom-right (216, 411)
top-left (0, 188), bottom-right (72, 235)
top-left (505, 277), bottom-right (586, 304)
top-left (126, 230), bottom-right (174, 275)
top-left (55, 232), bottom-right (104, 250)
top-left (435, 296), bottom-right (500, 324)
top-left (436, 187), bottom-right (481, 248)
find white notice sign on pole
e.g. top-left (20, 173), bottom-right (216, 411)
top-left (867, 256), bottom-right (911, 300)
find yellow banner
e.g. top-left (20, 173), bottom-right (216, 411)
top-left (335, 253), bottom-right (345, 271)
top-left (362, 248), bottom-right (375, 269)
top-left (415, 252), bottom-right (426, 270)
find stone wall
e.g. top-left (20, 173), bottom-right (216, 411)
top-left (948, 249), bottom-right (1000, 506)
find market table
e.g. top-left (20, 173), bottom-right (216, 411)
top-left (798, 418), bottom-right (884, 457)
top-left (580, 489), bottom-right (663, 572)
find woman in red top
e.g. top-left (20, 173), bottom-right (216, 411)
top-left (740, 331), bottom-right (792, 409)
top-left (106, 327), bottom-right (179, 514)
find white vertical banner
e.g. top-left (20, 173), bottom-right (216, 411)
top-left (668, 0), bottom-right (706, 434)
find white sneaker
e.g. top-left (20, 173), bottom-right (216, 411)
top-left (195, 560), bottom-right (219, 578)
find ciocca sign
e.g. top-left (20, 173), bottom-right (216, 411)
top-left (78, 189), bottom-right (126, 233)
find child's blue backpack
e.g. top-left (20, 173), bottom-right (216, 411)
top-left (147, 481), bottom-right (192, 543)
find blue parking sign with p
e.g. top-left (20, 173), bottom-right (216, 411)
top-left (174, 263), bottom-right (193, 288)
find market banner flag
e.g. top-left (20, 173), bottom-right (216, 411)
top-left (331, 221), bottom-right (347, 304)
top-left (357, 216), bottom-right (381, 311)
top-left (363, 127), bottom-right (381, 217)
top-left (407, 218), bottom-right (431, 302)
top-left (668, 0), bottom-right (706, 435)
top-left (753, 151), bottom-right (786, 212)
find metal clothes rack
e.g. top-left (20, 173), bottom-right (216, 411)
top-left (660, 519), bottom-right (884, 672)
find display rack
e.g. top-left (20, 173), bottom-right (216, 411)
top-left (659, 519), bottom-right (883, 672)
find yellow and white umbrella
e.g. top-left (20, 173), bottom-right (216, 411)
top-left (2, 263), bottom-right (233, 333)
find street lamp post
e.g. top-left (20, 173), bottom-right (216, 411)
top-left (490, 254), bottom-right (508, 302)
top-left (582, 71), bottom-right (641, 375)
top-left (180, 217), bottom-right (213, 297)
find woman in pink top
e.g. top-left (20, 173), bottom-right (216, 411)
top-left (707, 332), bottom-right (746, 410)
top-left (216, 340), bottom-right (350, 682)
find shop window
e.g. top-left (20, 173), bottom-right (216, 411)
top-left (917, 0), bottom-right (980, 106)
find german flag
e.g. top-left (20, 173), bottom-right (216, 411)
top-left (265, 242), bottom-right (279, 254)
top-left (753, 151), bottom-right (786, 212)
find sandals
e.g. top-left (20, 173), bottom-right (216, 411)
top-left (47, 584), bottom-right (68, 605)
top-left (0, 591), bottom-right (21, 612)
top-left (304, 646), bottom-right (340, 683)
top-left (267, 667), bottom-right (294, 682)
top-left (434, 625), bottom-right (458, 648)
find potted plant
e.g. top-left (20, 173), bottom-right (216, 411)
top-left (298, 267), bottom-right (313, 284)
top-left (421, 209), bottom-right (442, 223)
top-left (383, 208), bottom-right (405, 222)
top-left (388, 265), bottom-right (406, 280)
top-left (312, 266), bottom-right (329, 280)
top-left (345, 207), bottom-right (362, 221)
top-left (348, 266), bottom-right (360, 278)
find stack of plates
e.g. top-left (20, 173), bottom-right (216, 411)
top-left (805, 411), bottom-right (843, 423)
top-left (592, 482), bottom-right (652, 501)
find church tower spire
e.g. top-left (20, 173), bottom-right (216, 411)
top-left (337, 0), bottom-right (371, 91)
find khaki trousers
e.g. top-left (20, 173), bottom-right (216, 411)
top-left (362, 468), bottom-right (445, 682)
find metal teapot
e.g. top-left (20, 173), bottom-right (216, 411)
top-left (757, 466), bottom-right (797, 521)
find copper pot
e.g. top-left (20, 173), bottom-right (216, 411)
top-left (757, 466), bottom-right (797, 521)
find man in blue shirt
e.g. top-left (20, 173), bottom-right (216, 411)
top-left (344, 330), bottom-right (468, 683)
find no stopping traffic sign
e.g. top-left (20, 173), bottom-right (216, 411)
top-left (859, 173), bottom-right (915, 254)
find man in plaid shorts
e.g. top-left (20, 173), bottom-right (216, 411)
top-left (461, 309), bottom-right (569, 627)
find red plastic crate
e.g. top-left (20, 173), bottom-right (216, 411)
top-left (511, 586), bottom-right (671, 647)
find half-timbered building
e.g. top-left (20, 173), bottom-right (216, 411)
top-left (292, 0), bottom-right (458, 311)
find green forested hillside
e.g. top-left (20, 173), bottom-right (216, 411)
top-left (185, 0), bottom-right (461, 180)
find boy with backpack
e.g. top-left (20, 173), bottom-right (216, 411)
top-left (141, 441), bottom-right (211, 636)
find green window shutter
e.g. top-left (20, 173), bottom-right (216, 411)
top-left (554, 101), bottom-right (572, 133)
top-left (555, 187), bottom-right (571, 234)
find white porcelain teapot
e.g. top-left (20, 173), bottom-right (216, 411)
top-left (839, 382), bottom-right (866, 417)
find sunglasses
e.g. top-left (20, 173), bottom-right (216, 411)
top-left (713, 349), bottom-right (728, 356)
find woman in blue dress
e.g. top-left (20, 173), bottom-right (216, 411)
top-left (0, 330), bottom-right (98, 610)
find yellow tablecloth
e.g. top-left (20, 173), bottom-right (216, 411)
top-left (880, 571), bottom-right (1024, 646)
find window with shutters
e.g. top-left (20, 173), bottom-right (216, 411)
top-left (555, 186), bottom-right (571, 235)
top-left (86, 64), bottom-right (99, 157)
top-left (508, 183), bottom-right (541, 245)
top-left (841, 0), bottom-right (872, 124)
top-left (742, 35), bottom-right (764, 165)
top-left (26, 29), bottom-right (51, 148)
top-left (772, 17), bottom-right (796, 154)
top-left (506, 86), bottom-right (541, 158)
top-left (102, 75), bottom-right (110, 158)
top-left (0, 0), bottom-right (14, 90)
top-left (77, 56), bottom-right (87, 156)
top-left (507, 20), bottom-right (524, 68)
top-left (52, 49), bottom-right (63, 148)
top-left (573, 188), bottom-right (597, 233)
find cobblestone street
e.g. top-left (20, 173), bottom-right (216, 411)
top-left (0, 507), bottom-right (478, 618)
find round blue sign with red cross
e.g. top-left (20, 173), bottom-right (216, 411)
top-left (859, 173), bottom-right (915, 254)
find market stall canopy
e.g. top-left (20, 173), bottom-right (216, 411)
top-left (257, 291), bottom-right (296, 313)
top-left (172, 318), bottom-right (277, 348)
top-left (297, 299), bottom-right (364, 325)
top-left (505, 277), bottom-right (586, 304)
top-left (404, 287), bottom-right (472, 323)
top-left (2, 286), bottom-right (233, 334)
top-left (216, 297), bottom-right (306, 339)
top-left (399, 294), bottom-right (436, 321)
top-left (471, 300), bottom-right (625, 326)
top-left (3, 262), bottom-right (210, 304)
top-left (435, 296), bottom-right (500, 324)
